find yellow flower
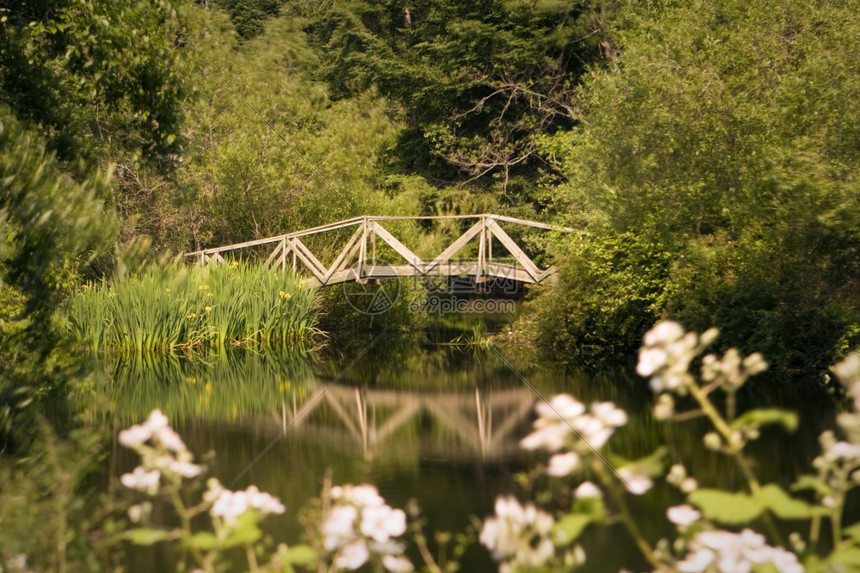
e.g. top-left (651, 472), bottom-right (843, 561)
top-left (198, 284), bottom-right (210, 290)
top-left (207, 292), bottom-right (214, 297)
top-left (205, 306), bottom-right (212, 312)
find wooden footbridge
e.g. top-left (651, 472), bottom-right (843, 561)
top-left (186, 214), bottom-right (574, 287)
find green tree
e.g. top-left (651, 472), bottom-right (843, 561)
top-left (174, 8), bottom-right (411, 251)
top-left (536, 0), bottom-right (860, 367)
top-left (0, 106), bottom-right (118, 452)
top-left (0, 0), bottom-right (188, 164)
top-left (305, 0), bottom-right (616, 196)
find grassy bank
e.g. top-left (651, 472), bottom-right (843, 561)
top-left (67, 262), bottom-right (318, 353)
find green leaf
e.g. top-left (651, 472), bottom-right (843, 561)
top-left (222, 512), bottom-right (263, 549)
top-left (282, 545), bottom-right (317, 565)
top-left (688, 489), bottom-right (764, 524)
top-left (753, 484), bottom-right (825, 519)
top-left (826, 547), bottom-right (860, 567)
top-left (125, 527), bottom-right (172, 545)
top-left (731, 409), bottom-right (798, 432)
top-left (553, 514), bottom-right (591, 546)
top-left (571, 496), bottom-right (606, 521)
top-left (791, 475), bottom-right (832, 496)
top-left (189, 531), bottom-right (219, 551)
top-left (842, 523), bottom-right (860, 543)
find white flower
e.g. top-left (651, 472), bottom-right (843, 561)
top-left (246, 485), bottom-right (286, 514)
top-left (145, 409), bottom-right (169, 431)
top-left (521, 394), bottom-right (627, 453)
top-left (833, 353), bottom-right (860, 387)
top-left (118, 424), bottom-right (151, 448)
top-left (212, 490), bottom-right (249, 525)
top-left (680, 477), bottom-right (699, 493)
top-left (678, 529), bottom-right (803, 573)
top-left (336, 540), bottom-right (370, 570)
top-left (591, 401), bottom-right (628, 427)
top-left (333, 484), bottom-right (385, 507)
top-left (154, 426), bottom-right (187, 452)
top-left (667, 505), bottom-right (701, 526)
top-left (617, 467), bottom-right (652, 495)
top-left (204, 478), bottom-right (225, 503)
top-left (480, 496), bottom-right (555, 570)
top-left (571, 415), bottom-right (614, 449)
top-left (827, 441), bottom-right (860, 461)
top-left (677, 548), bottom-right (715, 572)
top-left (643, 321), bottom-right (685, 346)
top-left (352, 484), bottom-right (386, 507)
top-left (546, 452), bottom-right (580, 477)
top-left (574, 481), bottom-right (602, 499)
top-left (520, 424), bottom-right (568, 452)
top-left (121, 466), bottom-right (161, 495)
top-left (323, 504), bottom-right (358, 551)
top-left (654, 393), bottom-right (675, 419)
top-left (128, 504), bottom-right (144, 523)
top-left (360, 505), bottom-right (407, 543)
top-left (535, 394), bottom-right (586, 421)
top-left (637, 347), bottom-right (669, 377)
top-left (168, 459), bottom-right (202, 478)
top-left (382, 555), bottom-right (414, 572)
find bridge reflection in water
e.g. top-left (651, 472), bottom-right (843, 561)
top-left (275, 384), bottom-right (535, 461)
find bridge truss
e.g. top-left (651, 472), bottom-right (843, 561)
top-left (186, 214), bottom-right (575, 286)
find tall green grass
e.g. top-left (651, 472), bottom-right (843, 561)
top-left (67, 262), bottom-right (319, 353)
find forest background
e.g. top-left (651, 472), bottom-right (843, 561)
top-left (1, 0), bottom-right (858, 373)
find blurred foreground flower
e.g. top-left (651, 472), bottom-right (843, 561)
top-left (321, 484), bottom-right (411, 571)
top-left (677, 529), bottom-right (802, 573)
top-left (480, 496), bottom-right (555, 573)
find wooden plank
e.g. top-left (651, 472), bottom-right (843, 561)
top-left (323, 226), bottom-right (364, 282)
top-left (264, 240), bottom-right (284, 267)
top-left (291, 237), bottom-right (327, 276)
top-left (487, 214), bottom-right (576, 234)
top-left (424, 220), bottom-right (483, 273)
top-left (185, 217), bottom-right (364, 258)
top-left (486, 222), bottom-right (541, 281)
top-left (289, 238), bottom-right (326, 283)
top-left (367, 221), bottom-right (425, 269)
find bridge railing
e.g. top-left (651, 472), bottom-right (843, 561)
top-left (185, 214), bottom-right (575, 286)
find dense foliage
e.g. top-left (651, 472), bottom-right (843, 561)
top-left (1, 0), bottom-right (857, 370)
top-left (533, 0), bottom-right (860, 367)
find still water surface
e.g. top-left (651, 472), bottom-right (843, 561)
top-left (88, 332), bottom-right (838, 572)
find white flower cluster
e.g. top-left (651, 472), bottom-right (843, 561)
top-left (204, 479), bottom-right (285, 525)
top-left (666, 504), bottom-right (701, 527)
top-left (833, 353), bottom-right (860, 438)
top-left (637, 321), bottom-right (714, 393)
top-left (677, 529), bottom-right (802, 573)
top-left (666, 463), bottom-right (698, 494)
top-left (701, 349), bottom-right (767, 390)
top-left (321, 484), bottom-right (412, 572)
top-left (479, 496), bottom-right (555, 573)
top-left (520, 394), bottom-right (627, 476)
top-left (118, 410), bottom-right (202, 494)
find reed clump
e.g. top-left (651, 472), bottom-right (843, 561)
top-left (67, 262), bottom-right (319, 353)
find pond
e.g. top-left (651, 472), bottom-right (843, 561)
top-left (79, 324), bottom-right (840, 572)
